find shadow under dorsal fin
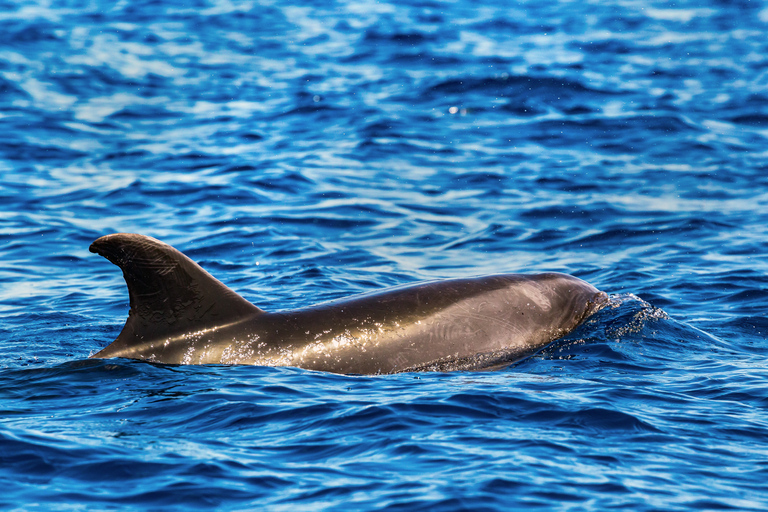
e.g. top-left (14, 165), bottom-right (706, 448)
top-left (90, 233), bottom-right (263, 357)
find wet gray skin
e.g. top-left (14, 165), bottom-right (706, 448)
top-left (90, 234), bottom-right (608, 374)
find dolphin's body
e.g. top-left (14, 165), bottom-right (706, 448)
top-left (90, 234), bottom-right (607, 374)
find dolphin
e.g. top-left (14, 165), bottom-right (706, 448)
top-left (89, 233), bottom-right (608, 374)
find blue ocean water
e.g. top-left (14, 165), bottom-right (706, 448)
top-left (2, 0), bottom-right (768, 509)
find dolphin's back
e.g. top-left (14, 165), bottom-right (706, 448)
top-left (270, 273), bottom-right (606, 373)
top-left (89, 234), bottom-right (607, 373)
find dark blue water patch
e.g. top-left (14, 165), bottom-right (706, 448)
top-left (468, 16), bottom-right (557, 36)
top-left (0, 140), bottom-right (88, 162)
top-left (522, 115), bottom-right (704, 153)
top-left (363, 30), bottom-right (435, 46)
top-left (0, 77), bottom-right (30, 99)
top-left (108, 104), bottom-right (179, 120)
top-left (424, 75), bottom-right (608, 98)
top-left (3, 22), bottom-right (62, 45)
top-left (520, 203), bottom-right (620, 222)
top-left (577, 39), bottom-right (634, 55)
top-left (724, 317), bottom-right (768, 342)
top-left (418, 75), bottom-right (621, 118)
top-left (731, 114), bottom-right (768, 127)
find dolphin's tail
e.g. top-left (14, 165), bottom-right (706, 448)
top-left (89, 233), bottom-right (263, 358)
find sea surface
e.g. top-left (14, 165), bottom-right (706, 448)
top-left (2, 0), bottom-right (768, 510)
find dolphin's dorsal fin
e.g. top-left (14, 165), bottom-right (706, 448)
top-left (90, 233), bottom-right (263, 351)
